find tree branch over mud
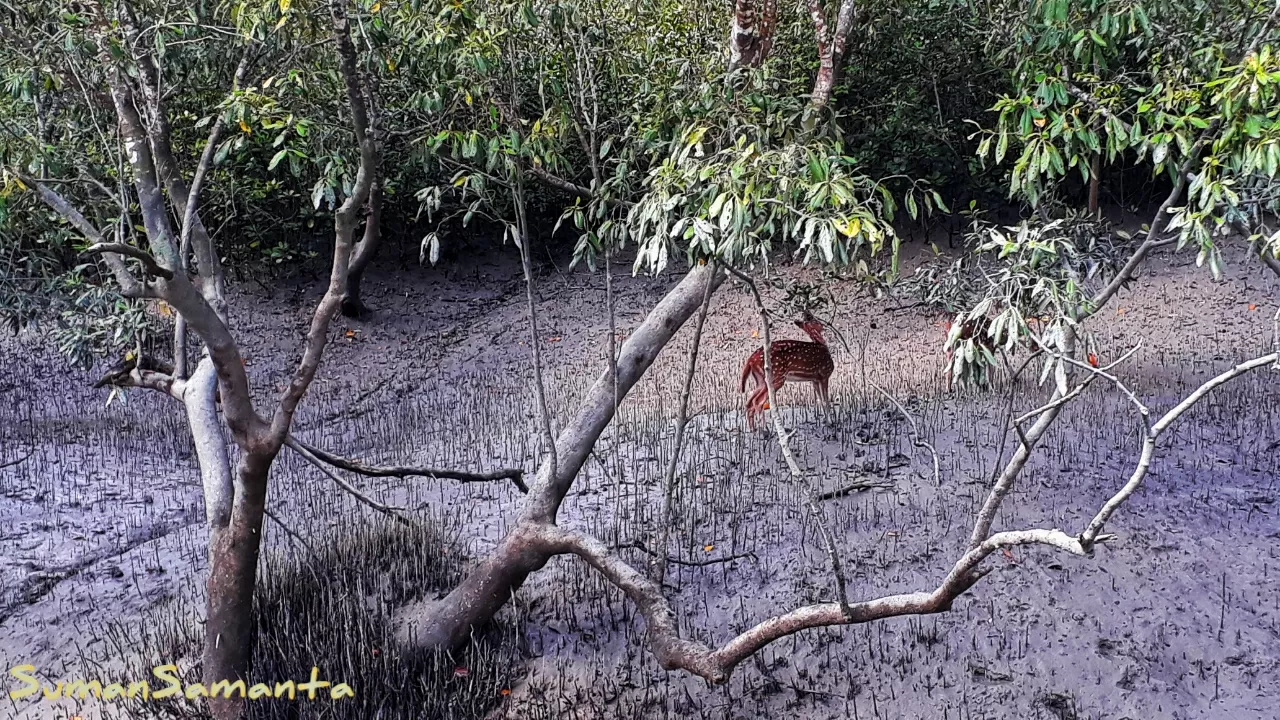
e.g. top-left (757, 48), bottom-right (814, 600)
top-left (533, 348), bottom-right (1276, 684)
top-left (288, 437), bottom-right (528, 493)
top-left (285, 437), bottom-right (414, 527)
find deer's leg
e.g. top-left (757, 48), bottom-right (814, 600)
top-left (748, 385), bottom-right (768, 429)
top-left (744, 378), bottom-right (765, 430)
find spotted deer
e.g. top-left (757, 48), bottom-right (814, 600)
top-left (739, 315), bottom-right (834, 430)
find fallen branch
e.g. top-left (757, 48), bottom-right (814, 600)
top-left (816, 476), bottom-right (895, 501)
top-left (285, 437), bottom-right (414, 527)
top-left (263, 508), bottom-right (317, 558)
top-left (0, 454), bottom-right (32, 470)
top-left (288, 436), bottom-right (527, 493)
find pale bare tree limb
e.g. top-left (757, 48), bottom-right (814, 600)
top-left (83, 243), bottom-right (173, 279)
top-left (18, 174), bottom-right (150, 297)
top-left (268, 0), bottom-right (379, 443)
top-left (536, 522), bottom-right (1086, 684)
top-left (870, 382), bottom-right (941, 487)
top-left (513, 162), bottom-right (560, 484)
top-left (1080, 351), bottom-right (1279, 548)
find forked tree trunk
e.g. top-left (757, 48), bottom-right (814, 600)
top-left (412, 263), bottom-right (725, 650)
top-left (807, 0), bottom-right (858, 109)
top-left (203, 451), bottom-right (274, 720)
top-left (728, 0), bottom-right (779, 70)
top-left (341, 180), bottom-right (382, 318)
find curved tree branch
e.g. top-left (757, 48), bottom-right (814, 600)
top-left (268, 0), bottom-right (380, 442)
top-left (83, 243), bottom-right (173, 279)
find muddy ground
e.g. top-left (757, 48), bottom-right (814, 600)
top-left (1, 234), bottom-right (1278, 720)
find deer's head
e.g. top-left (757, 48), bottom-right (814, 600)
top-left (795, 314), bottom-right (827, 345)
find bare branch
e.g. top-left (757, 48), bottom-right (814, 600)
top-left (654, 262), bottom-right (716, 583)
top-left (513, 163), bottom-right (559, 484)
top-left (0, 454), bottom-right (32, 471)
top-left (268, 0), bottom-right (380, 441)
top-left (83, 243), bottom-right (173, 279)
top-left (725, 264), bottom-right (853, 618)
top-left (620, 539), bottom-right (757, 569)
top-left (1010, 375), bottom-right (1094, 427)
top-left (179, 46), bottom-right (254, 286)
top-left (289, 437), bottom-right (527, 493)
top-left (19, 174), bottom-right (149, 297)
top-left (815, 476), bottom-right (895, 500)
top-left (538, 523), bottom-right (1088, 685)
top-left (522, 262), bottom-right (726, 521)
top-left (1079, 352), bottom-right (1279, 548)
top-left (285, 437), bottom-right (413, 527)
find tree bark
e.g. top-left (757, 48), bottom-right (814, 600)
top-left (341, 180), bottom-right (382, 318)
top-left (728, 0), bottom-right (778, 71)
top-left (185, 357), bottom-right (233, 530)
top-left (410, 263), bottom-right (726, 650)
top-left (202, 451), bottom-right (274, 720)
top-left (807, 0), bottom-right (859, 109)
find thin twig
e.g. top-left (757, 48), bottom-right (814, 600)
top-left (654, 262), bottom-right (717, 584)
top-left (816, 477), bottom-right (895, 501)
top-left (0, 454), bottom-right (32, 471)
top-left (869, 383), bottom-right (941, 486)
top-left (621, 539), bottom-right (758, 568)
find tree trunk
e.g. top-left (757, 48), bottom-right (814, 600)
top-left (203, 451), bottom-right (274, 720)
top-left (185, 356), bottom-right (233, 529)
top-left (411, 263), bottom-right (726, 650)
top-left (811, 59), bottom-right (837, 108)
top-left (1089, 152), bottom-right (1101, 217)
top-left (728, 0), bottom-right (778, 71)
top-left (341, 180), bottom-right (382, 318)
top-left (806, 0), bottom-right (858, 109)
